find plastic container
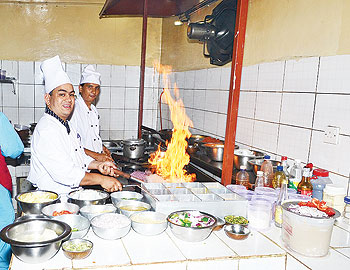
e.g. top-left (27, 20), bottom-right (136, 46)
top-left (226, 184), bottom-right (247, 193)
top-left (275, 188), bottom-right (297, 195)
top-left (236, 165), bottom-right (249, 189)
top-left (236, 190), bottom-right (255, 201)
top-left (260, 155), bottom-right (274, 187)
top-left (255, 186), bottom-right (276, 195)
top-left (288, 193), bottom-right (311, 201)
top-left (247, 200), bottom-right (273, 230)
top-left (311, 169), bottom-right (332, 201)
top-left (323, 184), bottom-right (346, 213)
top-left (289, 159), bottom-right (302, 190)
top-left (342, 196), bottom-right (350, 224)
top-left (282, 201), bottom-right (336, 257)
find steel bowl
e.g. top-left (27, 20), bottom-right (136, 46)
top-left (188, 134), bottom-right (206, 145)
top-left (67, 189), bottom-right (109, 208)
top-left (233, 149), bottom-right (265, 170)
top-left (130, 211), bottom-right (168, 236)
top-left (248, 158), bottom-right (282, 176)
top-left (80, 204), bottom-right (117, 221)
top-left (203, 143), bottom-right (225, 162)
top-left (122, 139), bottom-right (145, 159)
top-left (116, 200), bottom-right (151, 217)
top-left (15, 190), bottom-right (60, 215)
top-left (167, 210), bottom-right (217, 242)
top-left (224, 224), bottom-right (250, 240)
top-left (62, 238), bottom-right (93, 260)
top-left (14, 214), bottom-right (47, 223)
top-left (0, 219), bottom-right (71, 263)
top-left (213, 217), bottom-right (226, 231)
top-left (91, 213), bottom-right (131, 240)
top-left (111, 191), bottom-right (143, 205)
top-left (41, 202), bottom-right (80, 218)
top-left (53, 214), bottom-right (90, 239)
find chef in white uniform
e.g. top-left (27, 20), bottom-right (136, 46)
top-left (70, 65), bottom-right (112, 162)
top-left (28, 55), bottom-right (122, 194)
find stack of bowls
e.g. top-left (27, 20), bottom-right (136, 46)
top-left (80, 204), bottom-right (117, 221)
top-left (41, 202), bottom-right (80, 218)
top-left (115, 200), bottom-right (151, 217)
top-left (15, 190), bottom-right (60, 215)
top-left (110, 191), bottom-right (143, 205)
top-left (67, 189), bottom-right (109, 208)
top-left (233, 149), bottom-right (265, 170)
top-left (0, 219), bottom-right (71, 263)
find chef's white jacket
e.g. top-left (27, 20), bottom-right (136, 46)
top-left (28, 114), bottom-right (94, 194)
top-left (70, 95), bottom-right (103, 153)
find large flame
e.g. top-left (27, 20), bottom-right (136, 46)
top-left (149, 63), bottom-right (196, 182)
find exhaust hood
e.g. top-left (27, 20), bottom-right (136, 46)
top-left (99, 0), bottom-right (218, 19)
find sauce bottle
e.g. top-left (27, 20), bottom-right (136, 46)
top-left (297, 168), bottom-right (313, 196)
top-left (274, 174), bottom-right (288, 227)
top-left (261, 155), bottom-right (274, 188)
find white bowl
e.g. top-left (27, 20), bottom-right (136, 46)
top-left (91, 213), bottom-right (131, 240)
top-left (53, 215), bottom-right (90, 239)
top-left (41, 202), bottom-right (80, 218)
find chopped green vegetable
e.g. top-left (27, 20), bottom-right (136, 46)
top-left (63, 241), bottom-right (92, 252)
top-left (224, 215), bottom-right (248, 225)
top-left (121, 198), bottom-right (138, 200)
top-left (71, 228), bottom-right (79, 232)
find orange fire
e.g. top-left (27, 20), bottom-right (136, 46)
top-left (149, 63), bottom-right (196, 182)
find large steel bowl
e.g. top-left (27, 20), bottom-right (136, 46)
top-left (53, 215), bottom-right (90, 239)
top-left (248, 158), bottom-right (282, 176)
top-left (91, 213), bottom-right (131, 240)
top-left (15, 190), bottom-right (60, 215)
top-left (67, 189), bottom-right (109, 208)
top-left (167, 210), bottom-right (217, 242)
top-left (233, 149), bottom-right (265, 170)
top-left (130, 211), bottom-right (168, 236)
top-left (110, 191), bottom-right (143, 205)
top-left (0, 219), bottom-right (71, 264)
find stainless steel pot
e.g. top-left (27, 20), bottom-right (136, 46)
top-left (203, 143), bottom-right (225, 162)
top-left (122, 139), bottom-right (145, 159)
top-left (141, 131), bottom-right (154, 146)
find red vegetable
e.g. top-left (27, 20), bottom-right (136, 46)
top-left (52, 210), bottom-right (73, 216)
top-left (298, 198), bottom-right (335, 217)
top-left (325, 207), bottom-right (336, 216)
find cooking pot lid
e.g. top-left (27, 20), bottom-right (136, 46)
top-left (122, 139), bottom-right (145, 145)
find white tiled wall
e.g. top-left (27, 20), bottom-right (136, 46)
top-left (0, 60), bottom-right (159, 140)
top-left (159, 55), bottom-right (350, 193)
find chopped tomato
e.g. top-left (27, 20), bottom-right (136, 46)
top-left (325, 207), bottom-right (336, 216)
top-left (298, 201), bottom-right (308, 207)
top-left (317, 201), bottom-right (327, 211)
top-left (306, 201), bottom-right (317, 208)
top-left (52, 210), bottom-right (73, 216)
top-left (310, 198), bottom-right (320, 207)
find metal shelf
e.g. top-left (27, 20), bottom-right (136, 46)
top-left (0, 78), bottom-right (16, 94)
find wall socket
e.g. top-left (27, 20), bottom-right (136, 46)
top-left (324, 126), bottom-right (340, 145)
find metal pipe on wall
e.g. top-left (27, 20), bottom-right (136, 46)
top-left (221, 0), bottom-right (249, 186)
top-left (137, 0), bottom-right (148, 139)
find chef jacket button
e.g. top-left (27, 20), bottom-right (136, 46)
top-left (94, 139), bottom-right (96, 141)
top-left (95, 125), bottom-right (97, 127)
top-left (80, 146), bottom-right (82, 148)
top-left (75, 149), bottom-right (77, 151)
top-left (81, 166), bottom-right (84, 169)
top-left (84, 164), bottom-right (86, 167)
top-left (91, 125), bottom-right (93, 127)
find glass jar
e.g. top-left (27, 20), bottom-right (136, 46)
top-left (323, 184), bottom-right (346, 213)
top-left (342, 196), bottom-right (350, 224)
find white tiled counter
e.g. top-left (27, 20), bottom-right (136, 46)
top-left (10, 219), bottom-right (350, 270)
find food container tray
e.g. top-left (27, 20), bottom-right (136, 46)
top-left (142, 182), bottom-right (248, 217)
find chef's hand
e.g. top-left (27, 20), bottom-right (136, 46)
top-left (103, 145), bottom-right (111, 156)
top-left (100, 176), bottom-right (123, 192)
top-left (97, 161), bottom-right (118, 176)
top-left (94, 152), bottom-right (114, 162)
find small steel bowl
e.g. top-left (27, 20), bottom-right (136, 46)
top-left (15, 190), bottom-right (60, 215)
top-left (80, 204), bottom-right (117, 221)
top-left (53, 215), bottom-right (90, 239)
top-left (41, 202), bottom-right (80, 218)
top-left (67, 189), bottom-right (109, 208)
top-left (0, 219), bottom-right (71, 263)
top-left (224, 215), bottom-right (249, 227)
top-left (62, 238), bottom-right (93, 260)
top-left (213, 217), bottom-right (226, 231)
top-left (224, 224), bottom-right (250, 240)
top-left (130, 211), bottom-right (167, 236)
top-left (116, 200), bottom-right (151, 217)
top-left (111, 191), bottom-right (143, 205)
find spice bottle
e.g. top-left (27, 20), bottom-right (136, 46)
top-left (236, 165), bottom-right (250, 189)
top-left (289, 159), bottom-right (302, 190)
top-left (297, 168), bottom-right (312, 196)
top-left (274, 175), bottom-right (288, 227)
top-left (272, 166), bottom-right (286, 189)
top-left (261, 155), bottom-right (274, 188)
top-left (342, 196), bottom-right (350, 225)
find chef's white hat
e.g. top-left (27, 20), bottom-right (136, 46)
top-left (41, 55), bottom-right (72, 94)
top-left (80, 65), bottom-right (101, 85)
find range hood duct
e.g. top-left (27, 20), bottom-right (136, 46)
top-left (187, 0), bottom-right (237, 66)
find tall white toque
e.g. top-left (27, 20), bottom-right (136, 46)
top-left (41, 55), bottom-right (72, 94)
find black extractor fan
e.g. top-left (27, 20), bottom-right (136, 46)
top-left (187, 0), bottom-right (237, 66)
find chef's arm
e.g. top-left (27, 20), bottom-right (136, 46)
top-left (79, 173), bottom-right (122, 192)
top-left (84, 148), bottom-right (113, 162)
top-left (102, 145), bottom-right (111, 156)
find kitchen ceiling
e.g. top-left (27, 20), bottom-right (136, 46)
top-left (99, 0), bottom-right (217, 18)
